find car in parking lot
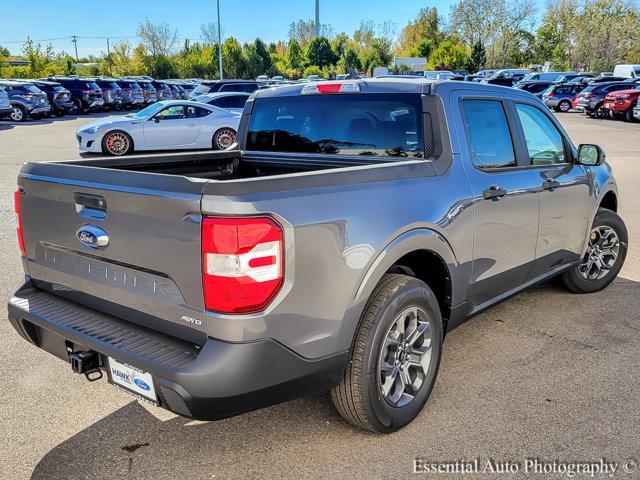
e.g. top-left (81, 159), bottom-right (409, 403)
top-left (131, 79), bottom-right (158, 104)
top-left (542, 83), bottom-right (586, 112)
top-left (191, 92), bottom-right (250, 114)
top-left (114, 80), bottom-right (145, 109)
top-left (93, 79), bottom-right (124, 111)
top-left (513, 80), bottom-right (556, 98)
top-left (0, 80), bottom-right (51, 121)
top-left (47, 77), bottom-right (104, 113)
top-left (634, 103), bottom-right (640, 120)
top-left (521, 71), bottom-right (575, 82)
top-left (151, 80), bottom-right (173, 101)
top-left (603, 84), bottom-right (640, 121)
top-left (189, 80), bottom-right (261, 98)
top-left (573, 81), bottom-right (639, 117)
top-left (28, 80), bottom-right (75, 117)
top-left (75, 100), bottom-right (242, 155)
top-left (0, 85), bottom-right (13, 119)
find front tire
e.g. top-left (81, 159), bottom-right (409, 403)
top-left (102, 130), bottom-right (133, 156)
top-left (212, 128), bottom-right (236, 150)
top-left (624, 106), bottom-right (636, 122)
top-left (557, 100), bottom-right (571, 113)
top-left (331, 274), bottom-right (443, 433)
top-left (560, 208), bottom-right (628, 293)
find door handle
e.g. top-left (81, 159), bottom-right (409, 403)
top-left (542, 180), bottom-right (560, 191)
top-left (482, 185), bottom-right (507, 200)
top-left (187, 123), bottom-right (197, 127)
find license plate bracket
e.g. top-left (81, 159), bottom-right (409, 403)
top-left (107, 357), bottom-right (158, 404)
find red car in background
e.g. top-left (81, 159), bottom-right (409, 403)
top-left (603, 85), bottom-right (640, 121)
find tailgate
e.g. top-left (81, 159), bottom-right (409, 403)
top-left (17, 162), bottom-right (208, 339)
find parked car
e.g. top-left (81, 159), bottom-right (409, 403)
top-left (0, 80), bottom-right (51, 121)
top-left (10, 79), bottom-right (626, 433)
top-left (556, 73), bottom-right (592, 83)
top-left (573, 81), bottom-right (638, 117)
top-left (588, 76), bottom-right (627, 84)
top-left (76, 100), bottom-right (241, 155)
top-left (114, 80), bottom-right (145, 109)
top-left (92, 79), bottom-right (124, 111)
top-left (542, 83), bottom-right (586, 112)
top-left (0, 86), bottom-right (13, 119)
top-left (423, 71), bottom-right (456, 80)
top-left (191, 92), bottom-right (250, 114)
top-left (47, 77), bottom-right (104, 113)
top-left (634, 103), bottom-right (640, 120)
top-left (603, 85), bottom-right (640, 121)
top-left (189, 80), bottom-right (261, 98)
top-left (27, 80), bottom-right (75, 117)
top-left (482, 73), bottom-right (525, 87)
top-left (474, 69), bottom-right (496, 77)
top-left (513, 80), bottom-right (556, 98)
top-left (151, 80), bottom-right (173, 101)
top-left (612, 64), bottom-right (640, 79)
top-left (256, 75), bottom-right (269, 82)
top-left (521, 71), bottom-right (576, 82)
top-left (166, 83), bottom-right (183, 100)
top-left (135, 80), bottom-right (158, 104)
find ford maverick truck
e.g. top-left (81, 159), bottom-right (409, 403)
top-left (8, 79), bottom-right (627, 433)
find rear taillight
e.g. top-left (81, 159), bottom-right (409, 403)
top-left (202, 217), bottom-right (284, 314)
top-left (302, 82), bottom-right (360, 95)
top-left (14, 187), bottom-right (25, 256)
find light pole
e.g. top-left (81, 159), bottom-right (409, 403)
top-left (217, 0), bottom-right (223, 79)
top-left (315, 0), bottom-right (320, 37)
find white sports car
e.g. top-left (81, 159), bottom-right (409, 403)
top-left (76, 100), bottom-right (241, 156)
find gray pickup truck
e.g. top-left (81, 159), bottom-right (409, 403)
top-left (8, 79), bottom-right (627, 433)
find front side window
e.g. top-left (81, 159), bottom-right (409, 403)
top-left (247, 93), bottom-right (423, 158)
top-left (515, 103), bottom-right (566, 165)
top-left (461, 99), bottom-right (516, 169)
top-left (156, 105), bottom-right (186, 120)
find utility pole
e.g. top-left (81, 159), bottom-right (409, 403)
top-left (315, 0), bottom-right (320, 37)
top-left (106, 37), bottom-right (113, 77)
top-left (217, 0), bottom-right (223, 79)
top-left (71, 35), bottom-right (79, 62)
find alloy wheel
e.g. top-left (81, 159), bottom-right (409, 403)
top-left (105, 132), bottom-right (130, 155)
top-left (378, 306), bottom-right (433, 408)
top-left (10, 107), bottom-right (23, 122)
top-left (559, 101), bottom-right (570, 112)
top-left (215, 129), bottom-right (236, 150)
top-left (578, 225), bottom-right (620, 281)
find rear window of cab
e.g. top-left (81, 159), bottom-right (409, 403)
top-left (246, 93), bottom-right (424, 158)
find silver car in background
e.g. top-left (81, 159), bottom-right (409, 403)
top-left (0, 86), bottom-right (13, 119)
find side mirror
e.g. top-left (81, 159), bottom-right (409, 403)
top-left (577, 144), bottom-right (605, 166)
top-left (153, 116), bottom-right (160, 123)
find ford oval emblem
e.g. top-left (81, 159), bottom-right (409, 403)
top-left (133, 377), bottom-right (151, 391)
top-left (76, 225), bottom-right (109, 249)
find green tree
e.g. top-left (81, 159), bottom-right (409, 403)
top-left (254, 38), bottom-right (273, 75)
top-left (137, 19), bottom-right (178, 57)
top-left (466, 41), bottom-right (486, 72)
top-left (286, 39), bottom-right (304, 71)
top-left (0, 46), bottom-right (9, 57)
top-left (397, 7), bottom-right (444, 55)
top-left (344, 47), bottom-right (362, 71)
top-left (303, 65), bottom-right (323, 77)
top-left (412, 39), bottom-right (434, 59)
top-left (222, 37), bottom-right (245, 78)
top-left (306, 36), bottom-right (337, 68)
top-left (427, 38), bottom-right (470, 70)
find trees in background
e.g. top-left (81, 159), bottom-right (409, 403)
top-left (1, 1), bottom-right (640, 80)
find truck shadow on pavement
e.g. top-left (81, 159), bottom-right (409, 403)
top-left (29, 277), bottom-right (640, 479)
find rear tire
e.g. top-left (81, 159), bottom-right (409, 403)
top-left (10, 105), bottom-right (26, 122)
top-left (101, 130), bottom-right (133, 156)
top-left (624, 106), bottom-right (636, 122)
top-left (557, 100), bottom-right (571, 112)
top-left (330, 274), bottom-right (443, 433)
top-left (212, 128), bottom-right (236, 150)
top-left (560, 208), bottom-right (627, 293)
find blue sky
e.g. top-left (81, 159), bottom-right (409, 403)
top-left (1, 0), bottom-right (462, 56)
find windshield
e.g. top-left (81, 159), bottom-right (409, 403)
top-left (127, 103), bottom-right (166, 119)
top-left (247, 93), bottom-right (424, 158)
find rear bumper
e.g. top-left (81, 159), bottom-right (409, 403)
top-left (8, 281), bottom-right (347, 420)
top-left (0, 105), bottom-right (12, 117)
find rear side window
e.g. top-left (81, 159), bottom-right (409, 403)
top-left (461, 99), bottom-right (516, 169)
top-left (247, 93), bottom-right (424, 158)
top-left (212, 95), bottom-right (247, 108)
top-left (220, 84), bottom-right (245, 92)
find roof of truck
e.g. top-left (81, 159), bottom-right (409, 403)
top-left (252, 77), bottom-right (526, 98)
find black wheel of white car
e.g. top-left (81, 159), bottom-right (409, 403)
top-left (561, 208), bottom-right (628, 293)
top-left (331, 274), bottom-right (443, 433)
top-left (557, 100), bottom-right (571, 113)
top-left (10, 105), bottom-right (26, 122)
top-left (213, 128), bottom-right (236, 150)
top-left (102, 131), bottom-right (133, 156)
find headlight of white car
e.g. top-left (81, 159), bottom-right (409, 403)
top-left (80, 126), bottom-right (100, 134)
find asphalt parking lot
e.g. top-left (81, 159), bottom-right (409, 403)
top-left (0, 113), bottom-right (639, 480)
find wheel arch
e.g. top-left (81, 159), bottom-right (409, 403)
top-left (353, 229), bottom-right (460, 330)
top-left (599, 190), bottom-right (617, 213)
top-left (212, 126), bottom-right (237, 150)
